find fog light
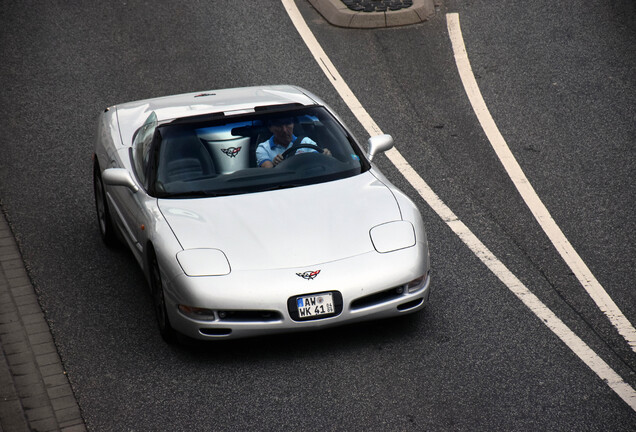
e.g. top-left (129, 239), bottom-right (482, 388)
top-left (178, 305), bottom-right (216, 321)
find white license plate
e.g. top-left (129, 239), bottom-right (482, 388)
top-left (296, 293), bottom-right (335, 318)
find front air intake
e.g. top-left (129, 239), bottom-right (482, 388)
top-left (397, 298), bottom-right (424, 311)
top-left (350, 285), bottom-right (405, 311)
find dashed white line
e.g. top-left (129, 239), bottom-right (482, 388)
top-left (281, 0), bottom-right (636, 411)
top-left (446, 13), bottom-right (636, 353)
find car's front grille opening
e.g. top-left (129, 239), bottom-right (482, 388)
top-left (397, 298), bottom-right (423, 311)
top-left (199, 328), bottom-right (232, 336)
top-left (350, 285), bottom-right (405, 311)
top-left (217, 310), bottom-right (282, 323)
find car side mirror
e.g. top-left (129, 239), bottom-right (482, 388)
top-left (367, 134), bottom-right (394, 162)
top-left (102, 168), bottom-right (139, 192)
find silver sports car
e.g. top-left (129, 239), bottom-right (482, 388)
top-left (93, 85), bottom-right (431, 342)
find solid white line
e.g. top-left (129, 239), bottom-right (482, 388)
top-left (281, 0), bottom-right (636, 411)
top-left (446, 13), bottom-right (636, 353)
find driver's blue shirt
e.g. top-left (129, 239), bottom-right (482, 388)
top-left (256, 135), bottom-right (317, 167)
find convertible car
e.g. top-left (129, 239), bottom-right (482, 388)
top-left (93, 85), bottom-right (430, 342)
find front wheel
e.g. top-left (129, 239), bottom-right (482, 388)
top-left (149, 251), bottom-right (178, 344)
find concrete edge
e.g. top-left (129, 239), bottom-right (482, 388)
top-left (307, 0), bottom-right (437, 28)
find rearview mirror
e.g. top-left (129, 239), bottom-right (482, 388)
top-left (367, 134), bottom-right (394, 162)
top-left (102, 168), bottom-right (139, 192)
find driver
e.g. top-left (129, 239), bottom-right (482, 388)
top-left (256, 117), bottom-right (330, 168)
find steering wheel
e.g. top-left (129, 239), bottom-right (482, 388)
top-left (281, 143), bottom-right (323, 160)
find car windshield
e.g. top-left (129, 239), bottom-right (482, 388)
top-left (152, 106), bottom-right (369, 198)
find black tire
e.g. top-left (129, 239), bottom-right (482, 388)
top-left (93, 162), bottom-right (119, 247)
top-left (149, 250), bottom-right (178, 344)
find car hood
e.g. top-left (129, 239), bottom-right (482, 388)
top-left (158, 172), bottom-right (401, 271)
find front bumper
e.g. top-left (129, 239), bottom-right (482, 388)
top-left (163, 245), bottom-right (431, 340)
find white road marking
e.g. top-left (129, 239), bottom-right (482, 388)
top-left (446, 13), bottom-right (636, 353)
top-left (281, 0), bottom-right (636, 411)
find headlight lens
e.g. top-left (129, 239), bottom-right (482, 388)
top-left (176, 249), bottom-right (230, 276)
top-left (369, 221), bottom-right (416, 253)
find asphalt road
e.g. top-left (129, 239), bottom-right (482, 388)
top-left (1, 0), bottom-right (635, 430)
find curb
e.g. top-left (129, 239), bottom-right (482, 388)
top-left (308, 0), bottom-right (436, 28)
top-left (0, 208), bottom-right (86, 432)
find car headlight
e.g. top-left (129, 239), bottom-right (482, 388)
top-left (369, 221), bottom-right (416, 253)
top-left (176, 248), bottom-right (230, 276)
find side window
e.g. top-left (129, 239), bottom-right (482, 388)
top-left (132, 111), bottom-right (157, 187)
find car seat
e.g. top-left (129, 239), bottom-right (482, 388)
top-left (158, 129), bottom-right (215, 183)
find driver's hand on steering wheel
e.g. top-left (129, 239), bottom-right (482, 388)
top-left (273, 154), bottom-right (284, 166)
top-left (273, 147), bottom-right (330, 166)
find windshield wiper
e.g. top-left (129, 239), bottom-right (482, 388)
top-left (259, 183), bottom-right (304, 192)
top-left (158, 183), bottom-right (306, 198)
top-left (160, 188), bottom-right (259, 198)
top-left (159, 190), bottom-right (222, 198)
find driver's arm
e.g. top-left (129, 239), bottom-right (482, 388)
top-left (256, 141), bottom-right (275, 168)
